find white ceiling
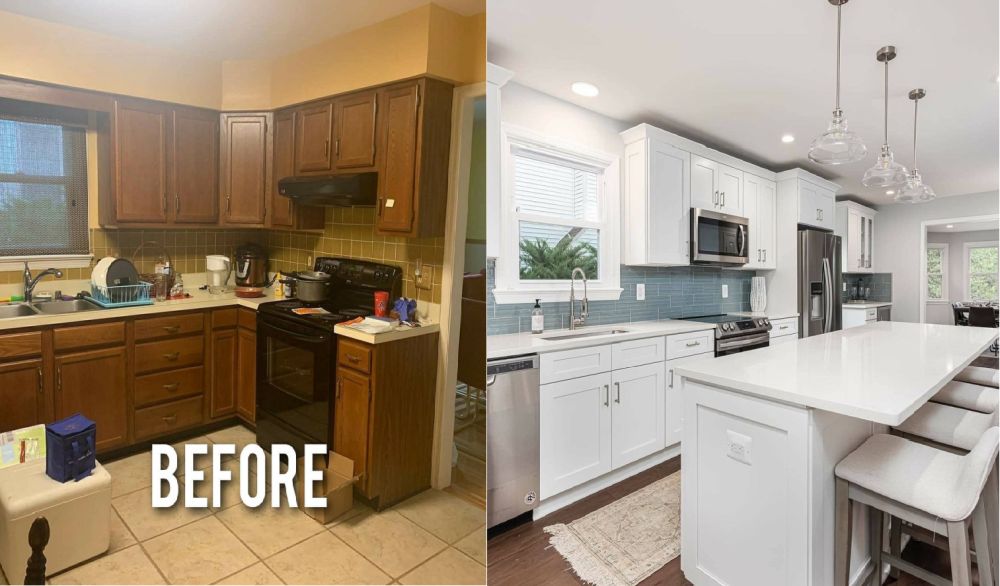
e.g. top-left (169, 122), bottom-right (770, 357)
top-left (0, 0), bottom-right (484, 60)
top-left (488, 0), bottom-right (999, 205)
top-left (928, 220), bottom-right (999, 233)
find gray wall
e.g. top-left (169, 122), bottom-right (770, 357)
top-left (925, 228), bottom-right (999, 324)
top-left (873, 191), bottom-right (999, 323)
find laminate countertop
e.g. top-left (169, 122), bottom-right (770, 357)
top-left (674, 321), bottom-right (997, 425)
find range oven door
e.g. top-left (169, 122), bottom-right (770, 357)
top-left (256, 314), bottom-right (335, 454)
top-left (691, 208), bottom-right (749, 265)
top-left (715, 332), bottom-right (770, 357)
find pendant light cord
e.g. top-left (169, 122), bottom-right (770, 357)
top-left (912, 98), bottom-right (919, 170)
top-left (883, 60), bottom-right (889, 144)
top-left (835, 4), bottom-right (842, 111)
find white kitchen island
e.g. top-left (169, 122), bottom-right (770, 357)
top-left (674, 321), bottom-right (998, 586)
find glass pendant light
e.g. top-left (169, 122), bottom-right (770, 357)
top-left (808, 0), bottom-right (867, 165)
top-left (862, 46), bottom-right (909, 188)
top-left (895, 89), bottom-right (936, 203)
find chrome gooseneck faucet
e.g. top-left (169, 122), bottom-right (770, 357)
top-left (569, 267), bottom-right (589, 330)
top-left (23, 262), bottom-right (63, 304)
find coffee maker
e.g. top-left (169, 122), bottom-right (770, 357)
top-left (234, 244), bottom-right (269, 287)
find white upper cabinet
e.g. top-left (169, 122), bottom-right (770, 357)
top-left (795, 179), bottom-right (835, 230)
top-left (691, 155), bottom-right (743, 215)
top-left (622, 131), bottom-right (691, 266)
top-left (743, 174), bottom-right (776, 270)
top-left (835, 201), bottom-right (876, 273)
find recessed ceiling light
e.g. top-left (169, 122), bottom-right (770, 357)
top-left (571, 82), bottom-right (599, 97)
top-left (885, 190), bottom-right (896, 195)
top-left (946, 224), bottom-right (954, 228)
top-left (781, 134), bottom-right (795, 143)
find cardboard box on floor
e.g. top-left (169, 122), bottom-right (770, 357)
top-left (293, 451), bottom-right (356, 524)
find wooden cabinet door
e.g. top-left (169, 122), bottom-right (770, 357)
top-left (335, 367), bottom-right (371, 478)
top-left (55, 347), bottom-right (127, 452)
top-left (221, 113), bottom-right (268, 225)
top-left (334, 91), bottom-right (377, 170)
top-left (0, 358), bottom-right (44, 433)
top-left (611, 363), bottom-right (665, 469)
top-left (295, 101), bottom-right (334, 173)
top-left (236, 327), bottom-right (256, 422)
top-left (171, 107), bottom-right (218, 223)
top-left (376, 82), bottom-right (420, 234)
top-left (114, 98), bottom-right (169, 223)
top-left (269, 110), bottom-right (295, 228)
top-left (539, 372), bottom-right (612, 499)
top-left (210, 328), bottom-right (237, 418)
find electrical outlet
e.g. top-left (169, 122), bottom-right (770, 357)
top-left (636, 283), bottom-right (646, 301)
top-left (726, 430), bottom-right (752, 465)
top-left (843, 282), bottom-right (847, 292)
top-left (721, 284), bottom-right (729, 298)
top-left (415, 263), bottom-right (433, 290)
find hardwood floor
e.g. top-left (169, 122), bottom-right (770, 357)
top-left (487, 457), bottom-right (690, 586)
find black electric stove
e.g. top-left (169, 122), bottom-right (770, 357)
top-left (682, 314), bottom-right (772, 356)
top-left (255, 257), bottom-right (402, 453)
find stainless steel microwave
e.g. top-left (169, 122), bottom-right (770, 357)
top-left (691, 208), bottom-right (749, 266)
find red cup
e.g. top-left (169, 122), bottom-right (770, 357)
top-left (374, 291), bottom-right (389, 317)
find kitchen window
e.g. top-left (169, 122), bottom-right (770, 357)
top-left (926, 243), bottom-right (948, 302)
top-left (494, 125), bottom-right (621, 303)
top-left (0, 107), bottom-right (90, 269)
top-left (964, 241), bottom-right (999, 302)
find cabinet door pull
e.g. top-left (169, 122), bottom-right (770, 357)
top-left (162, 325), bottom-right (180, 333)
top-left (161, 415), bottom-right (177, 424)
top-left (713, 190), bottom-right (718, 205)
top-left (347, 354), bottom-right (360, 364)
top-left (56, 367), bottom-right (62, 391)
top-left (174, 194), bottom-right (180, 214)
top-left (163, 383), bottom-right (180, 392)
top-left (335, 139), bottom-right (340, 156)
top-left (779, 325), bottom-right (790, 330)
top-left (614, 382), bottom-right (621, 404)
top-left (685, 340), bottom-right (700, 347)
top-left (37, 367), bottom-right (43, 394)
top-left (668, 369), bottom-right (674, 388)
top-left (603, 384), bottom-right (609, 407)
top-left (163, 352), bottom-right (180, 361)
top-left (757, 249), bottom-right (761, 262)
top-left (336, 379), bottom-right (342, 399)
top-left (763, 249), bottom-right (767, 262)
top-left (721, 191), bottom-right (726, 207)
top-left (324, 139), bottom-right (330, 158)
top-left (226, 195), bottom-right (232, 213)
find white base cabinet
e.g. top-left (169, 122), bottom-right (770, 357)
top-left (611, 362), bottom-right (665, 468)
top-left (665, 352), bottom-right (714, 447)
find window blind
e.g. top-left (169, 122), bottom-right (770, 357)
top-left (0, 115), bottom-right (89, 257)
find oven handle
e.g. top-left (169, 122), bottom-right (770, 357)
top-left (259, 320), bottom-right (331, 344)
top-left (717, 332), bottom-right (770, 351)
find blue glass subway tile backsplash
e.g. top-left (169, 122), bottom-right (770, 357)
top-left (841, 272), bottom-right (893, 303)
top-left (486, 260), bottom-right (754, 335)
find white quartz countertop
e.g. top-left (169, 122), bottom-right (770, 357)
top-left (674, 321), bottom-right (998, 426)
top-left (730, 310), bottom-right (799, 320)
top-left (488, 319), bottom-right (716, 359)
top-left (842, 301), bottom-right (893, 309)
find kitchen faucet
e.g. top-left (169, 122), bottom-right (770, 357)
top-left (23, 262), bottom-right (63, 304)
top-left (569, 267), bottom-right (589, 330)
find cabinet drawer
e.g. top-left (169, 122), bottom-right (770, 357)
top-left (866, 308), bottom-right (877, 321)
top-left (53, 321), bottom-right (125, 352)
top-left (0, 331), bottom-right (42, 360)
top-left (611, 336), bottom-right (665, 370)
top-left (665, 330), bottom-right (714, 360)
top-left (135, 335), bottom-right (204, 374)
top-left (212, 308), bottom-right (238, 329)
top-left (135, 366), bottom-right (205, 407)
top-left (540, 344), bottom-right (612, 385)
top-left (237, 308), bottom-right (257, 331)
top-left (338, 338), bottom-right (372, 374)
top-left (769, 317), bottom-right (798, 338)
top-left (133, 395), bottom-right (203, 441)
top-left (135, 312), bottom-right (204, 341)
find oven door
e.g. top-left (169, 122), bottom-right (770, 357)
top-left (691, 208), bottom-right (749, 265)
top-left (256, 314), bottom-right (335, 454)
top-left (715, 332), bottom-right (770, 357)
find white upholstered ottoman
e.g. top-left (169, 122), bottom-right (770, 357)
top-left (0, 460), bottom-right (111, 585)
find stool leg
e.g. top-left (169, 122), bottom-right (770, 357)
top-left (973, 500), bottom-right (995, 586)
top-left (949, 519), bottom-right (973, 586)
top-left (869, 507), bottom-right (884, 586)
top-left (985, 465), bottom-right (999, 581)
top-left (889, 516), bottom-right (902, 580)
top-left (836, 478), bottom-right (854, 586)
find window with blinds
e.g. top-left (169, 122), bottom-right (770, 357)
top-left (0, 115), bottom-right (89, 258)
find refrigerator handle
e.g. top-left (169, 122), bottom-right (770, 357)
top-left (822, 257), bottom-right (833, 333)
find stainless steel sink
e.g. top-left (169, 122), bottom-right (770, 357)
top-left (0, 304), bottom-right (40, 319)
top-left (33, 299), bottom-right (102, 314)
top-left (541, 328), bottom-right (629, 341)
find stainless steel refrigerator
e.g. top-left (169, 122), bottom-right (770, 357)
top-left (798, 228), bottom-right (842, 337)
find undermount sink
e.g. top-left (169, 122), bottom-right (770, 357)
top-left (33, 299), bottom-right (103, 314)
top-left (541, 328), bottom-right (629, 341)
top-left (0, 304), bottom-right (40, 319)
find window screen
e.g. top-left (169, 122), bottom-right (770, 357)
top-left (0, 115), bottom-right (89, 257)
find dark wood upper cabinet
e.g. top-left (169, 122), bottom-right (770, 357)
top-left (294, 101), bottom-right (334, 174)
top-left (220, 112), bottom-right (270, 226)
top-left (269, 110), bottom-right (295, 228)
top-left (334, 90), bottom-right (378, 171)
top-left (113, 97), bottom-right (169, 223)
top-left (171, 107), bottom-right (218, 224)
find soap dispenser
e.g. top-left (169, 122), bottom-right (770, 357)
top-left (531, 299), bottom-right (544, 334)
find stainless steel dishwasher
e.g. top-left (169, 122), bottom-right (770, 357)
top-left (486, 354), bottom-right (539, 528)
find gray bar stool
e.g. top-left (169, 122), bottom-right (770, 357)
top-left (930, 380), bottom-right (999, 414)
top-left (834, 428), bottom-right (998, 586)
top-left (954, 365), bottom-right (999, 389)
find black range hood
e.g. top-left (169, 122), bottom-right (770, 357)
top-left (277, 172), bottom-right (378, 207)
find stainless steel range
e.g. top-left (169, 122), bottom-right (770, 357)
top-left (683, 314), bottom-right (772, 356)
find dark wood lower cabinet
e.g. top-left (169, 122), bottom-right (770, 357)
top-left (210, 327), bottom-right (238, 418)
top-left (236, 316), bottom-right (257, 424)
top-left (334, 367), bottom-right (371, 478)
top-left (54, 346), bottom-right (128, 452)
top-left (0, 358), bottom-right (43, 432)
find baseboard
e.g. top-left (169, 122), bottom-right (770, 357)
top-left (533, 444), bottom-right (681, 520)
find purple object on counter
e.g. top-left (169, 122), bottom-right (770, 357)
top-left (394, 297), bottom-right (417, 321)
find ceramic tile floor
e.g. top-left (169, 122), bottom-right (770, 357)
top-left (12, 425), bottom-right (486, 585)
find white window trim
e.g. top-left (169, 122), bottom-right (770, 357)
top-left (926, 242), bottom-right (949, 303)
top-left (963, 240), bottom-right (999, 301)
top-left (493, 123), bottom-right (622, 304)
top-left (0, 254), bottom-right (93, 272)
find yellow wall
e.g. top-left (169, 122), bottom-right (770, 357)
top-left (0, 11), bottom-right (222, 108)
top-left (220, 60), bottom-right (273, 111)
top-left (426, 6), bottom-right (486, 90)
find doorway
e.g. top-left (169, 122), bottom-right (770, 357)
top-left (919, 214), bottom-right (999, 324)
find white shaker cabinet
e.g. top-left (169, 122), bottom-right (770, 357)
top-left (539, 371), bottom-right (613, 499)
top-left (743, 174), bottom-right (777, 269)
top-left (622, 132), bottom-right (691, 265)
top-left (691, 155), bottom-right (743, 216)
top-left (835, 201), bottom-right (876, 273)
top-left (665, 352), bottom-right (713, 447)
top-left (795, 179), bottom-right (835, 230)
top-left (485, 63), bottom-right (513, 259)
top-left (610, 362), bottom-right (665, 469)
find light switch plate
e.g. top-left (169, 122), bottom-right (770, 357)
top-left (726, 429), bottom-right (752, 465)
top-left (636, 283), bottom-right (645, 301)
top-left (415, 264), bottom-right (433, 290)
top-left (721, 284), bottom-right (729, 298)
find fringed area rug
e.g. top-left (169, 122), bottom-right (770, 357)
top-left (544, 472), bottom-right (681, 586)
